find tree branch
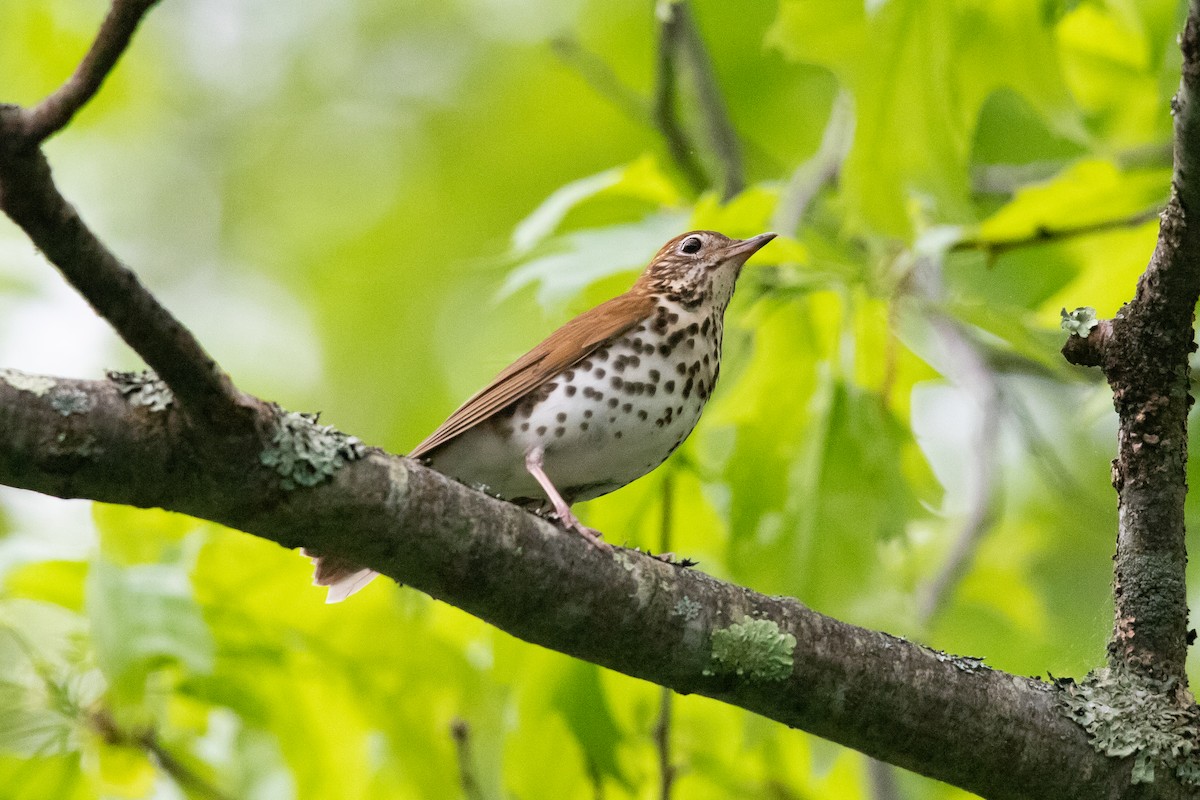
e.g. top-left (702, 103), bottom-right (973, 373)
top-left (1058, 0), bottom-right (1200, 682)
top-left (670, 1), bottom-right (744, 201)
top-left (953, 207), bottom-right (1163, 258)
top-left (0, 370), bottom-right (1169, 799)
top-left (653, 2), bottom-right (709, 196)
top-left (0, 2), bottom-right (259, 432)
top-left (22, 0), bottom-right (162, 143)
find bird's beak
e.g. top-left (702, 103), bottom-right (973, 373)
top-left (722, 232), bottom-right (777, 265)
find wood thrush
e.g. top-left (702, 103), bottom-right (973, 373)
top-left (313, 229), bottom-right (775, 601)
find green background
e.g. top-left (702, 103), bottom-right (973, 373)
top-left (0, 0), bottom-right (1191, 797)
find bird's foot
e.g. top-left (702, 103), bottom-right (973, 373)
top-left (554, 510), bottom-right (612, 552)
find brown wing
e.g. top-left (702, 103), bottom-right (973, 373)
top-left (408, 290), bottom-right (656, 459)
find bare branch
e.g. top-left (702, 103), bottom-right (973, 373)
top-left (772, 90), bottom-right (854, 235)
top-left (22, 0), bottom-right (162, 143)
top-left (915, 316), bottom-right (1003, 626)
top-left (653, 2), bottom-right (709, 195)
top-left (551, 38), bottom-right (653, 128)
top-left (971, 142), bottom-right (1172, 196)
top-left (90, 708), bottom-right (233, 800)
top-left (671, 1), bottom-right (744, 201)
top-left (953, 206), bottom-right (1162, 258)
top-left (450, 719), bottom-right (485, 800)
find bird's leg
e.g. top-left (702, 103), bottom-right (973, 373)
top-left (524, 446), bottom-right (611, 551)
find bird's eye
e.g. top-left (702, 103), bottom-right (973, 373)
top-left (680, 236), bottom-right (702, 254)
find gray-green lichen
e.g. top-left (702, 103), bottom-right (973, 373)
top-left (49, 387), bottom-right (92, 416)
top-left (1057, 667), bottom-right (1200, 786)
top-left (106, 370), bottom-right (174, 412)
top-left (0, 368), bottom-right (56, 396)
top-left (260, 411), bottom-right (366, 490)
top-left (673, 595), bottom-right (701, 621)
top-left (1060, 307), bottom-right (1099, 337)
top-left (705, 616), bottom-right (796, 682)
top-left (931, 649), bottom-right (990, 673)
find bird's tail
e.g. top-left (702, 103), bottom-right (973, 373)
top-left (305, 550), bottom-right (377, 603)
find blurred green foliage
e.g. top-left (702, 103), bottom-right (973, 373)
top-left (0, 0), bottom-right (1194, 798)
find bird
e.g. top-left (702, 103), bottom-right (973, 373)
top-left (312, 229), bottom-right (776, 602)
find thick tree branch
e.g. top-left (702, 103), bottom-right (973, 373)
top-left (0, 370), bottom-right (1178, 800)
top-left (1058, 1), bottom-right (1200, 682)
top-left (0, 2), bottom-right (257, 433)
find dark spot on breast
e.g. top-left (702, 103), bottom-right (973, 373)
top-left (638, 409), bottom-right (648, 420)
top-left (521, 422), bottom-right (530, 431)
top-left (596, 349), bottom-right (609, 361)
top-left (646, 385), bottom-right (656, 396)
top-left (676, 362), bottom-right (687, 375)
top-left (682, 378), bottom-right (693, 398)
top-left (648, 369), bottom-right (660, 382)
top-left (665, 380), bottom-right (675, 393)
top-left (655, 419), bottom-right (665, 428)
top-left (700, 317), bottom-right (710, 335)
top-left (615, 431), bottom-right (623, 438)
top-left (613, 358), bottom-right (626, 372)
top-left (584, 409), bottom-right (593, 418)
top-left (628, 355), bottom-right (640, 368)
top-left (612, 376), bottom-right (624, 389)
top-left (537, 425), bottom-right (547, 435)
top-left (702, 354), bottom-right (710, 366)
top-left (581, 422), bottom-right (589, 431)
top-left (608, 398), bottom-right (619, 408)
top-left (565, 385), bottom-right (577, 397)
top-left (580, 359), bottom-right (593, 370)
top-left (658, 344), bottom-right (671, 357)
top-left (686, 322), bottom-right (698, 335)
top-left (556, 412), bottom-right (567, 423)
top-left (688, 362), bottom-right (701, 376)
top-left (685, 338), bottom-right (695, 349)
top-left (555, 426), bottom-right (565, 437)
top-left (622, 402), bottom-right (632, 412)
top-left (594, 368), bottom-right (606, 379)
top-left (667, 312), bottom-right (679, 324)
top-left (667, 330), bottom-right (687, 348)
top-left (564, 370), bottom-right (575, 381)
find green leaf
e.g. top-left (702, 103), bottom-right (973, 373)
top-left (85, 559), bottom-right (214, 701)
top-left (551, 661), bottom-right (630, 789)
top-left (501, 212), bottom-right (689, 307)
top-left (769, 0), bottom-right (1081, 237)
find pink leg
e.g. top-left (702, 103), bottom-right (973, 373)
top-left (524, 446), bottom-right (610, 550)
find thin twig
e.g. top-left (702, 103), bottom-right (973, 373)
top-left (23, 0), bottom-right (162, 142)
top-left (916, 314), bottom-right (1003, 625)
top-left (772, 89), bottom-right (854, 235)
top-left (952, 206), bottom-right (1162, 258)
top-left (653, 1), bottom-right (708, 195)
top-left (672, 1), bottom-right (745, 200)
top-left (89, 709), bottom-right (233, 800)
top-left (450, 718), bottom-right (485, 800)
top-left (971, 142), bottom-right (1172, 196)
top-left (550, 38), bottom-right (653, 128)
top-left (866, 758), bottom-right (903, 800)
top-left (654, 473), bottom-right (677, 800)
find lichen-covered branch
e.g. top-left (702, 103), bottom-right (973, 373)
top-left (0, 368), bottom-right (1176, 799)
top-left (1060, 0), bottom-right (1200, 682)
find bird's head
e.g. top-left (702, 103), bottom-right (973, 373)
top-left (637, 230), bottom-right (776, 309)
